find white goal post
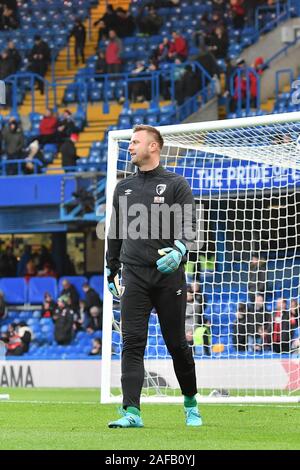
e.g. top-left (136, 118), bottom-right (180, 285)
top-left (101, 112), bottom-right (300, 404)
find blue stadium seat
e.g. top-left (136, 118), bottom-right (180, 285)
top-left (0, 278), bottom-right (27, 304)
top-left (89, 275), bottom-right (104, 300)
top-left (58, 276), bottom-right (88, 300)
top-left (28, 277), bottom-right (58, 304)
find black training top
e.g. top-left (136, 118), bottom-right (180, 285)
top-left (106, 165), bottom-right (196, 270)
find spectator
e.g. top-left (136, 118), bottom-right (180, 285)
top-left (38, 245), bottom-right (54, 271)
top-left (114, 7), bottom-right (135, 38)
top-left (60, 279), bottom-right (80, 313)
top-left (23, 139), bottom-right (46, 174)
top-left (82, 282), bottom-right (102, 319)
top-left (192, 282), bottom-right (210, 355)
top-left (155, 37), bottom-right (171, 63)
top-left (86, 306), bottom-right (103, 333)
top-left (247, 293), bottom-right (271, 351)
top-left (53, 296), bottom-right (75, 345)
top-left (17, 245), bottom-right (32, 276)
top-left (230, 0), bottom-right (246, 29)
top-left (177, 64), bottom-right (199, 105)
top-left (209, 26), bottom-right (229, 59)
top-left (254, 324), bottom-right (271, 352)
top-left (57, 109), bottom-right (78, 140)
top-left (28, 34), bottom-right (51, 94)
top-left (244, 0), bottom-right (265, 25)
top-left (137, 5), bottom-right (163, 36)
top-left (36, 109), bottom-right (58, 145)
top-left (199, 250), bottom-right (216, 274)
top-left (70, 18), bottom-right (86, 65)
top-left (24, 259), bottom-right (37, 282)
top-left (69, 187), bottom-right (95, 215)
top-left (94, 4), bottom-right (118, 36)
top-left (128, 60), bottom-right (147, 102)
top-left (105, 30), bottom-right (122, 74)
top-left (41, 292), bottom-right (57, 318)
top-left (0, 49), bottom-right (15, 79)
top-left (0, 289), bottom-right (6, 319)
top-left (252, 56), bottom-right (265, 75)
top-left (95, 50), bottom-right (107, 79)
top-left (17, 321), bottom-right (32, 353)
top-left (232, 302), bottom-right (247, 351)
top-left (229, 57), bottom-right (247, 111)
top-left (1, 4), bottom-right (19, 30)
top-left (273, 298), bottom-right (293, 354)
top-left (7, 40), bottom-right (21, 74)
top-left (195, 45), bottom-right (220, 85)
top-left (290, 299), bottom-right (299, 337)
top-left (89, 338), bottom-right (102, 355)
top-left (248, 254), bottom-right (266, 302)
top-left (168, 31), bottom-right (188, 61)
top-left (0, 245), bottom-right (17, 276)
top-left (2, 118), bottom-right (24, 175)
top-left (95, 19), bottom-right (110, 44)
top-left (168, 57), bottom-right (186, 104)
top-left (60, 134), bottom-right (79, 170)
top-left (0, 49), bottom-right (15, 105)
top-left (5, 323), bottom-right (23, 356)
top-left (291, 330), bottom-right (300, 354)
top-left (37, 262), bottom-right (57, 278)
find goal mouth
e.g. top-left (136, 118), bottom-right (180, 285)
top-left (102, 113), bottom-right (300, 404)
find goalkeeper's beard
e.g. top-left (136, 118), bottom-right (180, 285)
top-left (131, 152), bottom-right (151, 167)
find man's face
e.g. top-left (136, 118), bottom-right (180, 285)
top-left (128, 130), bottom-right (155, 167)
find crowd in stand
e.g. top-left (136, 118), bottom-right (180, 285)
top-left (0, 0), bottom-right (281, 147)
top-left (0, 244), bottom-right (300, 357)
top-left (185, 253), bottom-right (300, 356)
top-left (0, 277), bottom-right (103, 356)
top-left (89, 1), bottom-right (271, 109)
top-left (0, 243), bottom-right (76, 279)
top-left (0, 106), bottom-right (80, 175)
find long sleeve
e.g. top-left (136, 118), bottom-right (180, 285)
top-left (173, 177), bottom-right (196, 251)
top-left (106, 184), bottom-right (123, 272)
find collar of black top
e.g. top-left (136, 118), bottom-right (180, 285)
top-left (137, 165), bottom-right (165, 176)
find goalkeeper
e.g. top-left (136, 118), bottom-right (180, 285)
top-left (106, 124), bottom-right (202, 428)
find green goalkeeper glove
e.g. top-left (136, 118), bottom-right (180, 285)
top-left (156, 240), bottom-right (186, 274)
top-left (106, 267), bottom-right (124, 298)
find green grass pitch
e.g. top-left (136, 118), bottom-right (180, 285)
top-left (0, 388), bottom-right (299, 450)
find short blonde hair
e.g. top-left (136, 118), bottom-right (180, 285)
top-left (133, 124), bottom-right (164, 149)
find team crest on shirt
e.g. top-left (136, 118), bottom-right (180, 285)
top-left (156, 184), bottom-right (166, 195)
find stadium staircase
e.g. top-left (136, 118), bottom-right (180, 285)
top-left (6, 0), bottom-right (130, 174)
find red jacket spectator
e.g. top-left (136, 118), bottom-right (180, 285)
top-left (105, 41), bottom-right (121, 64)
top-left (105, 30), bottom-right (122, 73)
top-left (169, 32), bottom-right (188, 60)
top-left (234, 73), bottom-right (247, 100)
top-left (249, 71), bottom-right (258, 99)
top-left (39, 109), bottom-right (58, 136)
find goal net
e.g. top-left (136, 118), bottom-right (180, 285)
top-left (101, 112), bottom-right (300, 403)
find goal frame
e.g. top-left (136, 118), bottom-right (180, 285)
top-left (101, 112), bottom-right (300, 404)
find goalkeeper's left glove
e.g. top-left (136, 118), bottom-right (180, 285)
top-left (156, 240), bottom-right (186, 274)
top-left (106, 267), bottom-right (124, 298)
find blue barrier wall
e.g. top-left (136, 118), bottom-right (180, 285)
top-left (0, 175), bottom-right (76, 207)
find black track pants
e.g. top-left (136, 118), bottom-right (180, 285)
top-left (120, 264), bottom-right (197, 409)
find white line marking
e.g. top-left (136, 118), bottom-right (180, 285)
top-left (0, 401), bottom-right (299, 408)
top-left (0, 400), bottom-right (98, 405)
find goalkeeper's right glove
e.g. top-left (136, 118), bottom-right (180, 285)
top-left (106, 267), bottom-right (124, 298)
